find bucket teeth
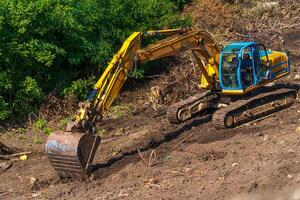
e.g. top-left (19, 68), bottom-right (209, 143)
top-left (47, 153), bottom-right (88, 179)
top-left (45, 131), bottom-right (101, 179)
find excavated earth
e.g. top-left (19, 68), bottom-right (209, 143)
top-left (1, 0), bottom-right (300, 199)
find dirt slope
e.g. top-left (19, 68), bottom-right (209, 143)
top-left (1, 0), bottom-right (300, 199)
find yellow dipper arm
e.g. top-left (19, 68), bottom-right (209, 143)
top-left (76, 27), bottom-right (220, 124)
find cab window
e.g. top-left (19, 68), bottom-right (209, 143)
top-left (241, 47), bottom-right (253, 87)
top-left (257, 44), bottom-right (270, 80)
top-left (221, 53), bottom-right (239, 88)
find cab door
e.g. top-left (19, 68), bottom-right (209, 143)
top-left (253, 44), bottom-right (270, 83)
top-left (240, 46), bottom-right (256, 88)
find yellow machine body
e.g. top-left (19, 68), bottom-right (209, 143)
top-left (45, 28), bottom-right (292, 179)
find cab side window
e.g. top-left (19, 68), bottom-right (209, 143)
top-left (221, 53), bottom-right (239, 89)
top-left (241, 47), bottom-right (253, 87)
top-left (253, 46), bottom-right (261, 77)
top-left (256, 44), bottom-right (270, 80)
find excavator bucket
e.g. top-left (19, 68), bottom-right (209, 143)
top-left (45, 131), bottom-right (100, 179)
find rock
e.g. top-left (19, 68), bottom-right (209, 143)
top-left (262, 2), bottom-right (279, 8)
top-left (263, 135), bottom-right (270, 141)
top-left (288, 149), bottom-right (295, 153)
top-left (145, 178), bottom-right (159, 185)
top-left (31, 193), bottom-right (41, 198)
top-left (0, 161), bottom-right (12, 171)
top-left (279, 140), bottom-right (286, 144)
top-left (295, 174), bottom-right (300, 183)
top-left (247, 182), bottom-right (258, 193)
top-left (120, 171), bottom-right (128, 179)
top-left (287, 174), bottom-right (293, 179)
top-left (295, 74), bottom-right (300, 80)
top-left (150, 178), bottom-right (159, 184)
top-left (232, 163), bottom-right (239, 167)
top-left (0, 142), bottom-right (14, 155)
top-left (296, 127), bottom-right (300, 133)
top-left (255, 132), bottom-right (264, 137)
top-left (293, 189), bottom-right (300, 199)
top-left (30, 177), bottom-right (37, 185)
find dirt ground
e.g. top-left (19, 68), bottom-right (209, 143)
top-left (1, 0), bottom-right (300, 199)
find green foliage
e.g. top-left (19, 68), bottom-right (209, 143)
top-left (164, 154), bottom-right (172, 161)
top-left (33, 118), bottom-right (47, 130)
top-left (97, 129), bottom-right (106, 137)
top-left (0, 72), bottom-right (12, 120)
top-left (18, 134), bottom-right (25, 141)
top-left (17, 128), bottom-right (25, 134)
top-left (13, 77), bottom-right (45, 117)
top-left (33, 136), bottom-right (42, 144)
top-left (0, 95), bottom-right (10, 120)
top-left (110, 104), bottom-right (131, 119)
top-left (131, 69), bottom-right (146, 79)
top-left (63, 76), bottom-right (95, 99)
top-left (43, 127), bottom-right (52, 135)
top-left (0, 0), bottom-right (190, 122)
top-left (33, 118), bottom-right (52, 135)
top-left (58, 117), bottom-right (70, 130)
top-left (171, 0), bottom-right (192, 11)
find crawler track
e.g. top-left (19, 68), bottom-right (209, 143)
top-left (212, 88), bottom-right (298, 129)
top-left (167, 92), bottom-right (218, 123)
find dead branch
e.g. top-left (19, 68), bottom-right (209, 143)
top-left (0, 151), bottom-right (32, 160)
top-left (172, 132), bottom-right (196, 151)
top-left (234, 32), bottom-right (252, 38)
top-left (137, 148), bottom-right (148, 165)
top-left (148, 149), bottom-right (156, 166)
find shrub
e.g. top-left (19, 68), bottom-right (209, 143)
top-left (0, 95), bottom-right (10, 120)
top-left (34, 119), bottom-right (47, 130)
top-left (0, 0), bottom-right (190, 122)
top-left (13, 77), bottom-right (45, 118)
top-left (62, 76), bottom-right (96, 100)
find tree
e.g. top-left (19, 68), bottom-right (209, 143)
top-left (0, 0), bottom-right (190, 122)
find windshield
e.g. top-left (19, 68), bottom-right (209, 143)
top-left (221, 53), bottom-right (239, 89)
top-left (222, 44), bottom-right (244, 53)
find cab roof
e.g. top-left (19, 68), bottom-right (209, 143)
top-left (221, 42), bottom-right (257, 53)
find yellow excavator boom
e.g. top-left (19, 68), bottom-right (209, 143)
top-left (45, 27), bottom-right (221, 178)
top-left (45, 27), bottom-right (297, 179)
top-left (79, 28), bottom-right (220, 125)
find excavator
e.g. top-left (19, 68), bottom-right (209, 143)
top-left (45, 27), bottom-right (298, 179)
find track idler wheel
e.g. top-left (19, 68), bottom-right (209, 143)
top-left (45, 131), bottom-right (100, 179)
top-left (224, 114), bottom-right (235, 128)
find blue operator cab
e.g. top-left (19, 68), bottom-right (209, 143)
top-left (219, 42), bottom-right (290, 95)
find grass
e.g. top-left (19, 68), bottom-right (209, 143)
top-left (33, 118), bottom-right (47, 130)
top-left (164, 154), bottom-right (172, 161)
top-left (33, 118), bottom-right (52, 135)
top-left (18, 135), bottom-right (25, 140)
top-left (97, 129), bottom-right (106, 137)
top-left (17, 128), bottom-right (25, 134)
top-left (33, 136), bottom-right (42, 144)
top-left (43, 127), bottom-right (52, 135)
top-left (58, 117), bottom-right (71, 130)
top-left (110, 104), bottom-right (132, 119)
